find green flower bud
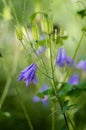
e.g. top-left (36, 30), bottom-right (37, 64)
top-left (41, 16), bottom-right (53, 35)
top-left (47, 19), bottom-right (53, 35)
top-left (41, 16), bottom-right (48, 33)
top-left (16, 26), bottom-right (23, 41)
top-left (32, 24), bottom-right (39, 42)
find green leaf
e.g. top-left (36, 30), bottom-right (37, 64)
top-left (58, 82), bottom-right (86, 97)
top-left (36, 92), bottom-right (44, 98)
top-left (50, 96), bottom-right (56, 100)
top-left (76, 82), bottom-right (86, 89)
top-left (63, 100), bottom-right (69, 107)
top-left (62, 101), bottom-right (76, 113)
top-left (67, 82), bottom-right (86, 97)
top-left (58, 83), bottom-right (72, 97)
top-left (36, 87), bottom-right (54, 99)
top-left (77, 9), bottom-right (86, 18)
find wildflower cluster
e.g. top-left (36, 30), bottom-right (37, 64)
top-left (17, 12), bottom-right (85, 130)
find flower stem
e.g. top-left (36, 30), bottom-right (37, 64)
top-left (58, 31), bottom-right (85, 130)
top-left (64, 31), bottom-right (85, 82)
top-left (49, 35), bottom-right (69, 130)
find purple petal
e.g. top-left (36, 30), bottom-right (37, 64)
top-left (18, 63), bottom-right (35, 81)
top-left (66, 56), bottom-right (72, 64)
top-left (33, 75), bottom-right (37, 84)
top-left (18, 74), bottom-right (24, 81)
top-left (18, 63), bottom-right (38, 86)
top-left (20, 63), bottom-right (34, 74)
top-left (56, 48), bottom-right (66, 67)
top-left (33, 96), bottom-right (41, 102)
top-left (39, 85), bottom-right (49, 92)
top-left (76, 60), bottom-right (86, 71)
top-left (25, 79), bottom-right (31, 86)
top-left (56, 47), bottom-right (75, 67)
top-left (68, 74), bottom-right (79, 85)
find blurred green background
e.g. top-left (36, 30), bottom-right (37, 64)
top-left (0, 0), bottom-right (86, 130)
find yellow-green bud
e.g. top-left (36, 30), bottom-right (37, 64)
top-left (47, 19), bottom-right (53, 35)
top-left (32, 24), bottom-right (39, 42)
top-left (41, 16), bottom-right (48, 33)
top-left (41, 16), bottom-right (53, 34)
top-left (16, 26), bottom-right (23, 41)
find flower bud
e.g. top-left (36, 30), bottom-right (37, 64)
top-left (16, 25), bottom-right (23, 41)
top-left (41, 16), bottom-right (53, 35)
top-left (47, 19), bottom-right (53, 35)
top-left (32, 24), bottom-right (39, 42)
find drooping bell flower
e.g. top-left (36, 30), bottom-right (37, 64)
top-left (18, 63), bottom-right (38, 86)
top-left (56, 47), bottom-right (73, 67)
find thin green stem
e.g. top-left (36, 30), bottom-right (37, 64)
top-left (49, 35), bottom-right (69, 130)
top-left (20, 40), bottom-right (29, 54)
top-left (37, 40), bottom-right (50, 77)
top-left (58, 32), bottom-right (85, 130)
top-left (63, 31), bottom-right (85, 84)
top-left (22, 0), bottom-right (26, 24)
top-left (9, 0), bottom-right (19, 24)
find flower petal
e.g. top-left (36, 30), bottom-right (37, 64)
top-left (76, 60), bottom-right (86, 71)
top-left (18, 63), bottom-right (38, 86)
top-left (68, 74), bottom-right (79, 85)
top-left (56, 47), bottom-right (74, 67)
